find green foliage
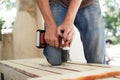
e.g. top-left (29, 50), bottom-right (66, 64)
top-left (104, 0), bottom-right (120, 37)
top-left (0, 19), bottom-right (5, 27)
top-left (0, 18), bottom-right (5, 41)
top-left (0, 0), bottom-right (16, 10)
top-left (114, 37), bottom-right (120, 44)
top-left (0, 0), bottom-right (16, 41)
top-left (0, 0), bottom-right (16, 28)
top-left (106, 36), bottom-right (120, 45)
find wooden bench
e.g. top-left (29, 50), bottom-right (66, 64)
top-left (0, 58), bottom-right (120, 80)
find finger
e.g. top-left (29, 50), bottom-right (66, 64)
top-left (50, 40), bottom-right (54, 47)
top-left (67, 29), bottom-right (75, 40)
top-left (44, 34), bottom-right (49, 45)
top-left (65, 32), bottom-right (74, 46)
top-left (45, 38), bottom-right (49, 45)
top-left (45, 38), bottom-right (52, 46)
top-left (65, 40), bottom-right (71, 47)
top-left (49, 38), bottom-right (59, 48)
top-left (67, 32), bottom-right (73, 41)
top-left (64, 31), bottom-right (72, 42)
top-left (65, 36), bottom-right (73, 47)
top-left (54, 41), bottom-right (59, 48)
top-left (57, 27), bottom-right (64, 37)
top-left (63, 30), bottom-right (69, 41)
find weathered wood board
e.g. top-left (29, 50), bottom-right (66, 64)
top-left (0, 58), bottom-right (120, 80)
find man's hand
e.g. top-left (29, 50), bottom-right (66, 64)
top-left (37, 0), bottom-right (60, 48)
top-left (37, 0), bottom-right (81, 48)
top-left (57, 0), bottom-right (82, 47)
top-left (57, 23), bottom-right (75, 47)
top-left (45, 26), bottom-right (59, 48)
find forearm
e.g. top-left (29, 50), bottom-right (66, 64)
top-left (63, 0), bottom-right (82, 25)
top-left (37, 0), bottom-right (56, 28)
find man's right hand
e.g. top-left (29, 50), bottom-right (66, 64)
top-left (37, 0), bottom-right (60, 48)
top-left (45, 26), bottom-right (59, 48)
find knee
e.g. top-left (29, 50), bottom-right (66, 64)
top-left (48, 59), bottom-right (62, 66)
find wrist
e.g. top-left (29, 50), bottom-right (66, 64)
top-left (45, 19), bottom-right (57, 28)
top-left (62, 19), bottom-right (74, 27)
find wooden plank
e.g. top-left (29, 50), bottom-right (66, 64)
top-left (9, 58), bottom-right (111, 72)
top-left (9, 59), bottom-right (105, 72)
top-left (8, 60), bottom-right (80, 74)
top-left (1, 65), bottom-right (29, 80)
top-left (0, 61), bottom-right (62, 76)
top-left (0, 58), bottom-right (120, 80)
top-left (28, 68), bottom-right (120, 80)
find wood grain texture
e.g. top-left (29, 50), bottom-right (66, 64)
top-left (0, 58), bottom-right (120, 80)
top-left (63, 71), bottom-right (120, 80)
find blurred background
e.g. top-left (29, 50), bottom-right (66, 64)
top-left (0, 0), bottom-right (120, 66)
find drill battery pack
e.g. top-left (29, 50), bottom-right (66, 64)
top-left (36, 29), bottom-right (46, 48)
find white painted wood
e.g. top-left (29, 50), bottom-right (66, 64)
top-left (0, 58), bottom-right (120, 80)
